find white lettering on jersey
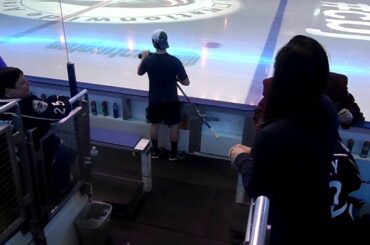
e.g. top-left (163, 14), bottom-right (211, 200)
top-left (331, 159), bottom-right (339, 174)
top-left (54, 108), bottom-right (66, 115)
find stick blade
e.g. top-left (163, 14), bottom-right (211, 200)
top-left (210, 128), bottom-right (220, 140)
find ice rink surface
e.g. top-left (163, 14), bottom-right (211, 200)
top-left (0, 0), bottom-right (369, 120)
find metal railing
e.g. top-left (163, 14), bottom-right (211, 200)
top-left (24, 89), bottom-right (91, 223)
top-left (0, 100), bottom-right (34, 244)
top-left (1, 90), bottom-right (91, 244)
top-left (244, 195), bottom-right (270, 245)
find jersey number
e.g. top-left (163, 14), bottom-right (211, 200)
top-left (52, 101), bottom-right (66, 115)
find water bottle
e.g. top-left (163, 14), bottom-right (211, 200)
top-left (90, 146), bottom-right (99, 159)
top-left (360, 141), bottom-right (370, 158)
top-left (113, 102), bottom-right (119, 118)
top-left (86, 146), bottom-right (99, 165)
top-left (84, 146), bottom-right (98, 183)
top-left (347, 138), bottom-right (354, 152)
top-left (91, 100), bottom-right (97, 115)
top-left (102, 101), bottom-right (108, 116)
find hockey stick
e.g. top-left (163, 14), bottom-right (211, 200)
top-left (177, 83), bottom-right (220, 139)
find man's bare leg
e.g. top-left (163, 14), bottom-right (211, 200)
top-left (169, 124), bottom-right (181, 160)
top-left (151, 123), bottom-right (160, 157)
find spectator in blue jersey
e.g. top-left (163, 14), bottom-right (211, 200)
top-left (0, 67), bottom-right (72, 129)
top-left (137, 29), bottom-right (190, 161)
top-left (329, 139), bottom-right (363, 243)
top-left (330, 140), bottom-right (361, 224)
top-left (0, 67), bottom-right (75, 194)
top-left (231, 137), bottom-right (365, 243)
top-left (230, 35), bottom-right (338, 244)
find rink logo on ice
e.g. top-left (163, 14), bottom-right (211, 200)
top-left (306, 2), bottom-right (370, 41)
top-left (46, 41), bottom-right (200, 66)
top-left (0, 0), bottom-right (241, 24)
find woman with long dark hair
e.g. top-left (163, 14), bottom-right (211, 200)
top-left (230, 35), bottom-right (338, 244)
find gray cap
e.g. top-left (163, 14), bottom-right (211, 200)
top-left (152, 29), bottom-right (169, 50)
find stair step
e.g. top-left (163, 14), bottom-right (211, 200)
top-left (91, 172), bottom-right (146, 217)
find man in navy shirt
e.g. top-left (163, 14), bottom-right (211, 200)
top-left (138, 29), bottom-right (190, 161)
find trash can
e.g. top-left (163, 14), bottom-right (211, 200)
top-left (75, 201), bottom-right (112, 245)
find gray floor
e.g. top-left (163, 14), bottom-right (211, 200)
top-left (90, 145), bottom-right (250, 245)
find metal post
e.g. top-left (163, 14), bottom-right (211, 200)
top-left (67, 62), bottom-right (78, 97)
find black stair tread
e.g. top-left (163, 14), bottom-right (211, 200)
top-left (91, 173), bottom-right (143, 206)
top-left (229, 202), bottom-right (250, 244)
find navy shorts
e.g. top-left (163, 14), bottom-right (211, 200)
top-left (147, 101), bottom-right (181, 126)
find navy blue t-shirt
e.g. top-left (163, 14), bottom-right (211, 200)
top-left (140, 53), bottom-right (188, 103)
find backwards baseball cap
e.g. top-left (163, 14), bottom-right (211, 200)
top-left (152, 29), bottom-right (169, 50)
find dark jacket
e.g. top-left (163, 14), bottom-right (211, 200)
top-left (254, 72), bottom-right (364, 129)
top-left (236, 96), bottom-right (338, 245)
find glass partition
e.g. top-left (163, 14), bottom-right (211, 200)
top-left (47, 0), bottom-right (276, 105)
top-left (0, 0), bottom-right (70, 80)
top-left (1, 0), bottom-right (369, 122)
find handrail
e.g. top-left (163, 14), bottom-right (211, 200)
top-left (245, 199), bottom-right (255, 242)
top-left (0, 100), bottom-right (18, 114)
top-left (0, 99), bottom-right (21, 114)
top-left (244, 195), bottom-right (270, 245)
top-left (0, 89), bottom-right (87, 110)
top-left (69, 89), bottom-right (88, 104)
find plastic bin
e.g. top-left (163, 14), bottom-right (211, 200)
top-left (75, 201), bottom-right (112, 245)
